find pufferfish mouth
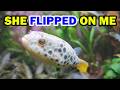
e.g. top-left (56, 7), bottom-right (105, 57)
top-left (21, 36), bottom-right (29, 49)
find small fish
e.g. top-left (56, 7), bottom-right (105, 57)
top-left (109, 32), bottom-right (120, 42)
top-left (113, 54), bottom-right (120, 58)
top-left (21, 31), bottom-right (89, 74)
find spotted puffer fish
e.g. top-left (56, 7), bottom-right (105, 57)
top-left (21, 31), bottom-right (89, 73)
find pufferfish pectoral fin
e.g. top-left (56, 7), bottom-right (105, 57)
top-left (75, 59), bottom-right (89, 74)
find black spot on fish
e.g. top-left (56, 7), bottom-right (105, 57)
top-left (64, 61), bottom-right (67, 64)
top-left (73, 62), bottom-right (76, 64)
top-left (48, 50), bottom-right (52, 55)
top-left (44, 54), bottom-right (47, 57)
top-left (68, 55), bottom-right (70, 58)
top-left (55, 59), bottom-right (59, 62)
top-left (64, 55), bottom-right (67, 59)
top-left (43, 48), bottom-right (46, 51)
top-left (60, 44), bottom-right (63, 47)
top-left (66, 62), bottom-right (69, 65)
top-left (73, 57), bottom-right (75, 60)
top-left (63, 47), bottom-right (66, 52)
top-left (60, 54), bottom-right (63, 56)
top-left (54, 48), bottom-right (57, 52)
top-left (70, 57), bottom-right (73, 61)
top-left (50, 58), bottom-right (53, 60)
top-left (58, 49), bottom-right (62, 52)
top-left (60, 61), bottom-right (63, 64)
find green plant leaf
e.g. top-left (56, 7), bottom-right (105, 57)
top-left (110, 63), bottom-right (120, 74)
top-left (99, 26), bottom-right (108, 33)
top-left (44, 28), bottom-right (64, 39)
top-left (71, 11), bottom-right (80, 18)
top-left (67, 27), bottom-right (88, 54)
top-left (89, 26), bottom-right (95, 46)
top-left (104, 70), bottom-right (117, 79)
top-left (79, 25), bottom-right (90, 41)
top-left (112, 58), bottom-right (120, 63)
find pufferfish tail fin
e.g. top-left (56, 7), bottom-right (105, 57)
top-left (75, 59), bottom-right (89, 74)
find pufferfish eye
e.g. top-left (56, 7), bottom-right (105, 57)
top-left (38, 39), bottom-right (45, 45)
top-left (38, 39), bottom-right (46, 47)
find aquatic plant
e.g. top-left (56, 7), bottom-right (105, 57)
top-left (103, 58), bottom-right (120, 79)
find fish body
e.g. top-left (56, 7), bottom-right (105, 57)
top-left (21, 31), bottom-right (88, 73)
top-left (109, 32), bottom-right (120, 42)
